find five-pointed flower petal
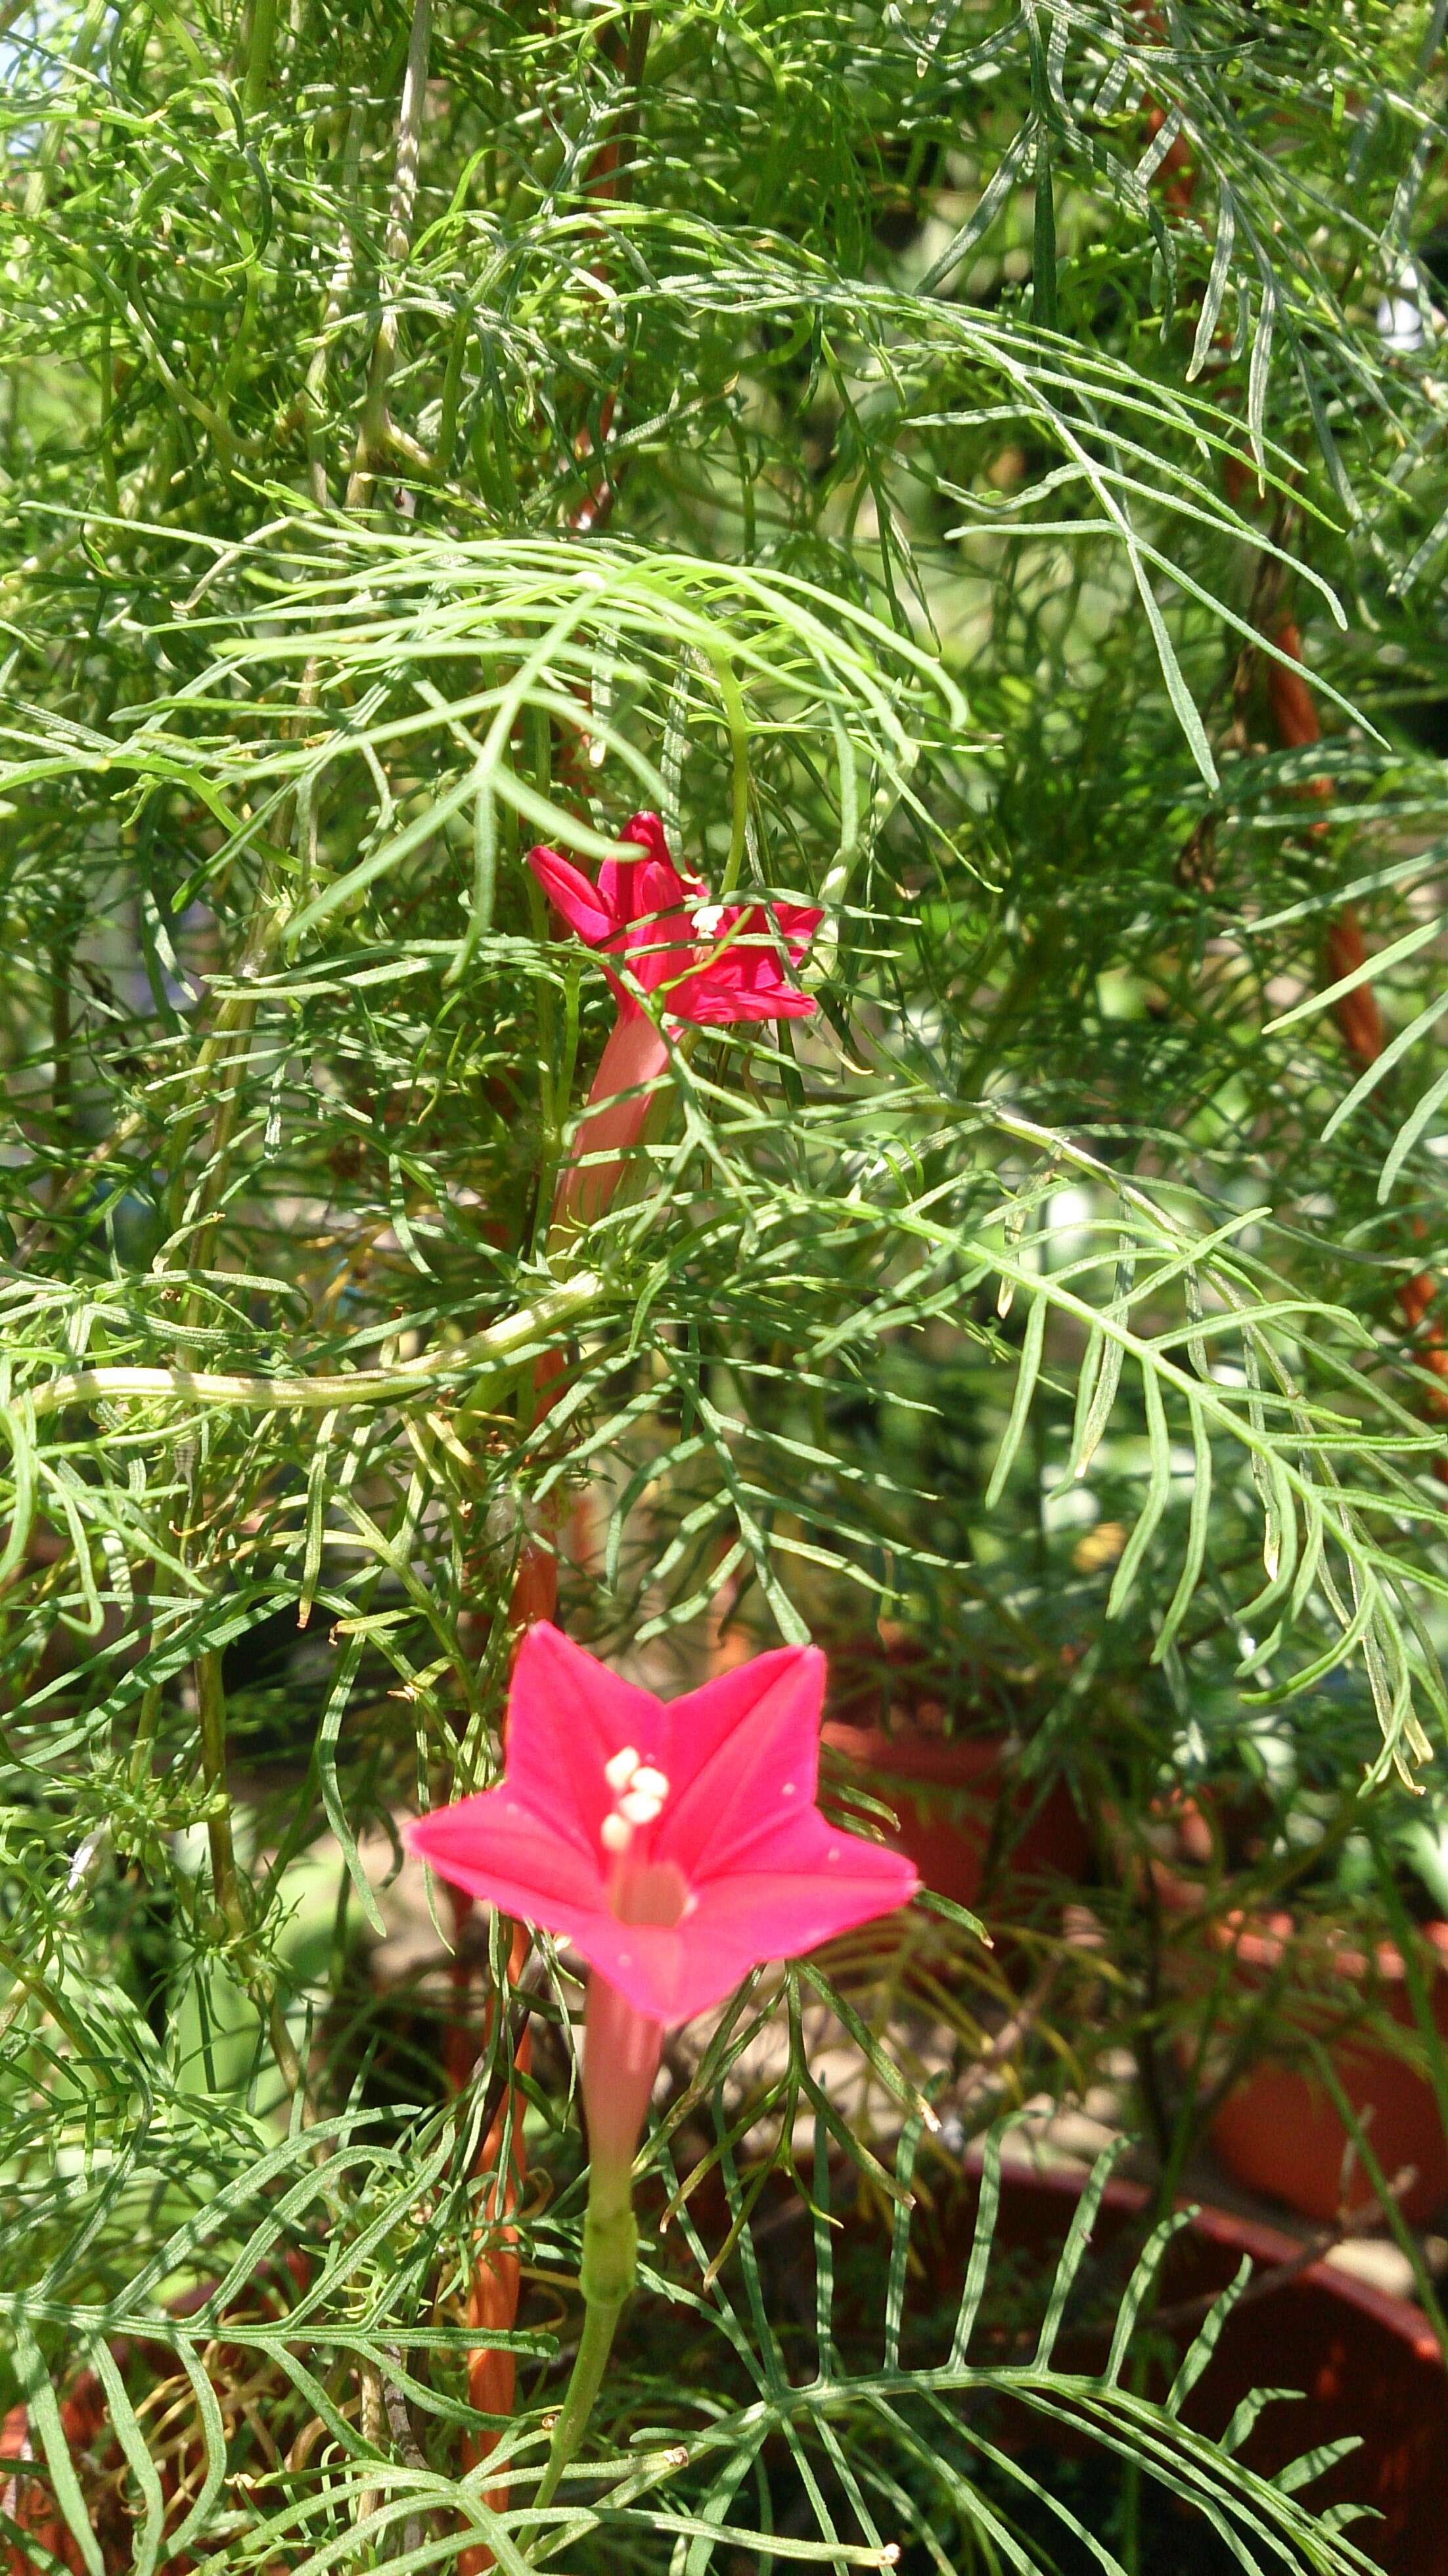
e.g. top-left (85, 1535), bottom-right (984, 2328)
top-left (406, 1623), bottom-right (918, 2025)
top-left (528, 812), bottom-right (821, 1028)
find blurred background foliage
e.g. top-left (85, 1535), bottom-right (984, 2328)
top-left (4, 0), bottom-right (1448, 2567)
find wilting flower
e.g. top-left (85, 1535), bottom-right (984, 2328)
top-left (528, 812), bottom-right (823, 1226)
top-left (407, 1622), bottom-right (917, 2177)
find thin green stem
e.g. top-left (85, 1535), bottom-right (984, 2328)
top-left (305, 100), bottom-right (364, 510)
top-left (531, 2180), bottom-right (637, 2529)
top-left (1119, 2353), bottom-right (1147, 2573)
top-left (0, 1270), bottom-right (603, 1590)
top-left (347, 0), bottom-right (433, 507)
top-left (49, 938), bottom-right (72, 1134)
top-left (196, 1649), bottom-right (249, 1948)
top-left (1307, 2039), bottom-right (1448, 2363)
top-left (196, 1650), bottom-right (307, 2100)
top-left (711, 652), bottom-right (750, 898)
top-left (531, 2288), bottom-right (625, 2522)
top-left (166, 807), bottom-right (296, 1324)
top-left (127, 1683), bottom-right (163, 1793)
top-left (242, 0), bottom-right (278, 117)
top-left (97, 312), bottom-right (119, 516)
top-left (15, 1273), bottom-right (604, 1422)
top-left (435, 308), bottom-right (469, 477)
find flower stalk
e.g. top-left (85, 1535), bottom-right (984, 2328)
top-left (409, 1624), bottom-right (918, 2519)
top-left (528, 810), bottom-right (821, 1240)
top-left (441, 829), bottom-right (826, 2539)
top-left (531, 2188), bottom-right (635, 2518)
top-left (532, 1973), bottom-right (662, 2512)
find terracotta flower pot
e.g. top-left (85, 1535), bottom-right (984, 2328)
top-left (0, 2251), bottom-right (313, 2572)
top-left (1201, 1913), bottom-right (1448, 2227)
top-left (959, 2151), bottom-right (1448, 2574)
top-left (823, 1721), bottom-right (1089, 1914)
top-left (699, 2148), bottom-right (1448, 2572)
top-left (1110, 1789), bottom-right (1448, 2229)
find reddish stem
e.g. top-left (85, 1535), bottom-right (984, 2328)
top-left (447, 1531), bottom-right (555, 2571)
top-left (457, 1924), bottom-right (533, 2576)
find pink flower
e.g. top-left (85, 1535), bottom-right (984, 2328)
top-left (531, 814), bottom-right (822, 1230)
top-left (528, 811), bottom-right (821, 1028)
top-left (415, 1626), bottom-right (918, 2438)
top-left (405, 1622), bottom-right (918, 2027)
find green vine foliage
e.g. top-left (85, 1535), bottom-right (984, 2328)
top-left (3, 0), bottom-right (1448, 2566)
top-left (1, 2111), bottom-right (1393, 2575)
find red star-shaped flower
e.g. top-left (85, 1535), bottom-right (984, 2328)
top-left (407, 1622), bottom-right (918, 2025)
top-left (528, 810), bottom-right (821, 1028)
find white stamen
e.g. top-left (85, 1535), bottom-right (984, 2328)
top-left (601, 1750), bottom-right (671, 1853)
top-left (692, 902), bottom-right (727, 938)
